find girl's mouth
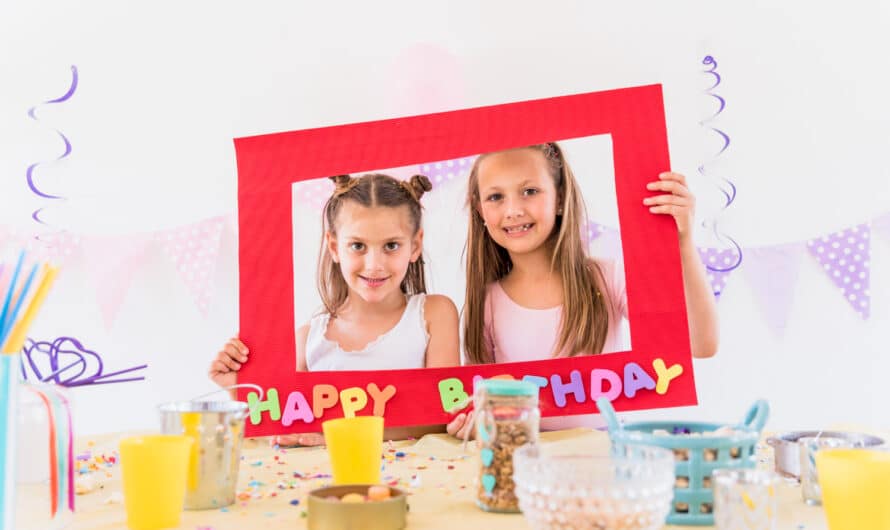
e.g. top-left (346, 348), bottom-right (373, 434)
top-left (503, 223), bottom-right (534, 237)
top-left (359, 275), bottom-right (389, 287)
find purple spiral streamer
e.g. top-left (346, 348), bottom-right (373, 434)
top-left (699, 55), bottom-right (742, 273)
top-left (19, 336), bottom-right (148, 388)
top-left (26, 65), bottom-right (78, 228)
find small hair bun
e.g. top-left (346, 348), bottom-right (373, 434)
top-left (329, 174), bottom-right (353, 188)
top-left (408, 174), bottom-right (432, 200)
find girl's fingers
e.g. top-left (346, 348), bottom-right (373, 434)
top-left (210, 360), bottom-right (230, 374)
top-left (217, 352), bottom-right (241, 371)
top-left (648, 204), bottom-right (685, 216)
top-left (224, 343), bottom-right (248, 363)
top-left (447, 413), bottom-right (467, 436)
top-left (643, 195), bottom-right (691, 207)
top-left (646, 180), bottom-right (690, 196)
top-left (659, 171), bottom-right (687, 185)
top-left (230, 338), bottom-right (249, 354)
top-left (297, 433), bottom-right (326, 446)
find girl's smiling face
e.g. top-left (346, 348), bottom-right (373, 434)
top-left (475, 148), bottom-right (561, 257)
top-left (327, 202), bottom-right (423, 304)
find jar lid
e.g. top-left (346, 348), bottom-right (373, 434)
top-left (478, 379), bottom-right (538, 397)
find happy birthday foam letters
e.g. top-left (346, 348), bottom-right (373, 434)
top-left (436, 357), bottom-right (682, 413)
top-left (248, 383), bottom-right (397, 425)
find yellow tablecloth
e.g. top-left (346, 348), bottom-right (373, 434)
top-left (27, 429), bottom-right (828, 529)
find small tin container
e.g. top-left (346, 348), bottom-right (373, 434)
top-left (308, 485), bottom-right (407, 530)
top-left (766, 431), bottom-right (884, 479)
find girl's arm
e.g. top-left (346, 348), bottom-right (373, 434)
top-left (295, 323), bottom-right (310, 371)
top-left (678, 235), bottom-right (719, 358)
top-left (423, 294), bottom-right (461, 367)
top-left (644, 172), bottom-right (719, 358)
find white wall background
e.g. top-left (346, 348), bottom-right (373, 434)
top-left (1, 0), bottom-right (888, 434)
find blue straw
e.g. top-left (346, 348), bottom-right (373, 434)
top-left (0, 251), bottom-right (26, 348)
top-left (0, 263), bottom-right (39, 343)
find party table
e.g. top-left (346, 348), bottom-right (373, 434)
top-left (24, 429), bottom-right (828, 529)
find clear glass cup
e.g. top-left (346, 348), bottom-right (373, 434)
top-left (798, 436), bottom-right (858, 505)
top-left (513, 443), bottom-right (674, 530)
top-left (713, 469), bottom-right (780, 530)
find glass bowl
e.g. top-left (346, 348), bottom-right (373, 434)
top-left (513, 443), bottom-right (675, 530)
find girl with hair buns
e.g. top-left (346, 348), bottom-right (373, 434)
top-left (210, 172), bottom-right (460, 445)
top-left (446, 142), bottom-right (719, 438)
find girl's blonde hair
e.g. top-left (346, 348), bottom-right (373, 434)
top-left (463, 142), bottom-right (610, 364)
top-left (318, 173), bottom-right (432, 317)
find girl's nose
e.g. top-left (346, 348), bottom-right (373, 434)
top-left (365, 249), bottom-right (386, 269)
top-left (504, 197), bottom-right (525, 219)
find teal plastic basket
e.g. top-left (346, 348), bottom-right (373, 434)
top-left (597, 398), bottom-right (769, 526)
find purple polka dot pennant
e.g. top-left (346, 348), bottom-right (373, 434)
top-left (418, 156), bottom-right (476, 187)
top-left (806, 224), bottom-right (871, 319)
top-left (697, 247), bottom-right (742, 299)
top-left (583, 221), bottom-right (608, 245)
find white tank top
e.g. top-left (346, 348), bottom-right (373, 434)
top-left (305, 294), bottom-right (429, 370)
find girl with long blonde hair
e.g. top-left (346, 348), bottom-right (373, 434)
top-left (448, 142), bottom-right (719, 436)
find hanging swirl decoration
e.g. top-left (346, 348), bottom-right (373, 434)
top-left (698, 55), bottom-right (742, 273)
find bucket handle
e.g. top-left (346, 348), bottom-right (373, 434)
top-left (189, 383), bottom-right (264, 403)
top-left (187, 383), bottom-right (265, 421)
top-left (736, 399), bottom-right (770, 432)
top-left (595, 397), bottom-right (622, 433)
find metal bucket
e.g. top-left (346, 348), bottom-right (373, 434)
top-left (158, 385), bottom-right (261, 510)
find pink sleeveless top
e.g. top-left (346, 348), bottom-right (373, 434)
top-left (482, 259), bottom-right (628, 430)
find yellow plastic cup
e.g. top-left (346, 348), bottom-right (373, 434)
top-left (322, 416), bottom-right (384, 484)
top-left (816, 448), bottom-right (890, 530)
top-left (119, 435), bottom-right (193, 530)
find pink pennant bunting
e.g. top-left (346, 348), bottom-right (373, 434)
top-left (27, 232), bottom-right (82, 265)
top-left (83, 234), bottom-right (152, 328)
top-left (154, 216), bottom-right (226, 317)
top-left (293, 178), bottom-right (335, 212)
top-left (742, 244), bottom-right (805, 337)
top-left (698, 247), bottom-right (742, 300)
top-left (806, 224), bottom-right (871, 319)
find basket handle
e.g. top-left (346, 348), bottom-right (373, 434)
top-left (595, 397), bottom-right (622, 433)
top-left (738, 399), bottom-right (770, 431)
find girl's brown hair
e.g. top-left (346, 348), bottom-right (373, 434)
top-left (318, 173), bottom-right (432, 317)
top-left (463, 142), bottom-right (610, 364)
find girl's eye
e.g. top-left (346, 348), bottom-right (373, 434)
top-left (523, 188), bottom-right (539, 196)
top-left (349, 242), bottom-right (365, 251)
top-left (384, 242), bottom-right (400, 251)
top-left (485, 193), bottom-right (503, 202)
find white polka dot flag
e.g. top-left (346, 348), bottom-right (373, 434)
top-left (293, 178), bottom-right (335, 212)
top-left (0, 228), bottom-right (82, 266)
top-left (154, 216), bottom-right (226, 317)
top-left (874, 212), bottom-right (890, 244)
top-left (583, 221), bottom-right (608, 245)
top-left (584, 222), bottom-right (624, 261)
top-left (84, 234), bottom-right (153, 329)
top-left (742, 244), bottom-right (805, 337)
top-left (806, 224), bottom-right (871, 319)
top-left (697, 247), bottom-right (742, 300)
top-left (419, 156), bottom-right (477, 187)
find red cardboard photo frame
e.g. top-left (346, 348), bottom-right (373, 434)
top-left (234, 84), bottom-right (696, 436)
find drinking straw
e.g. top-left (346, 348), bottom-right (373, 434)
top-left (2, 266), bottom-right (59, 354)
